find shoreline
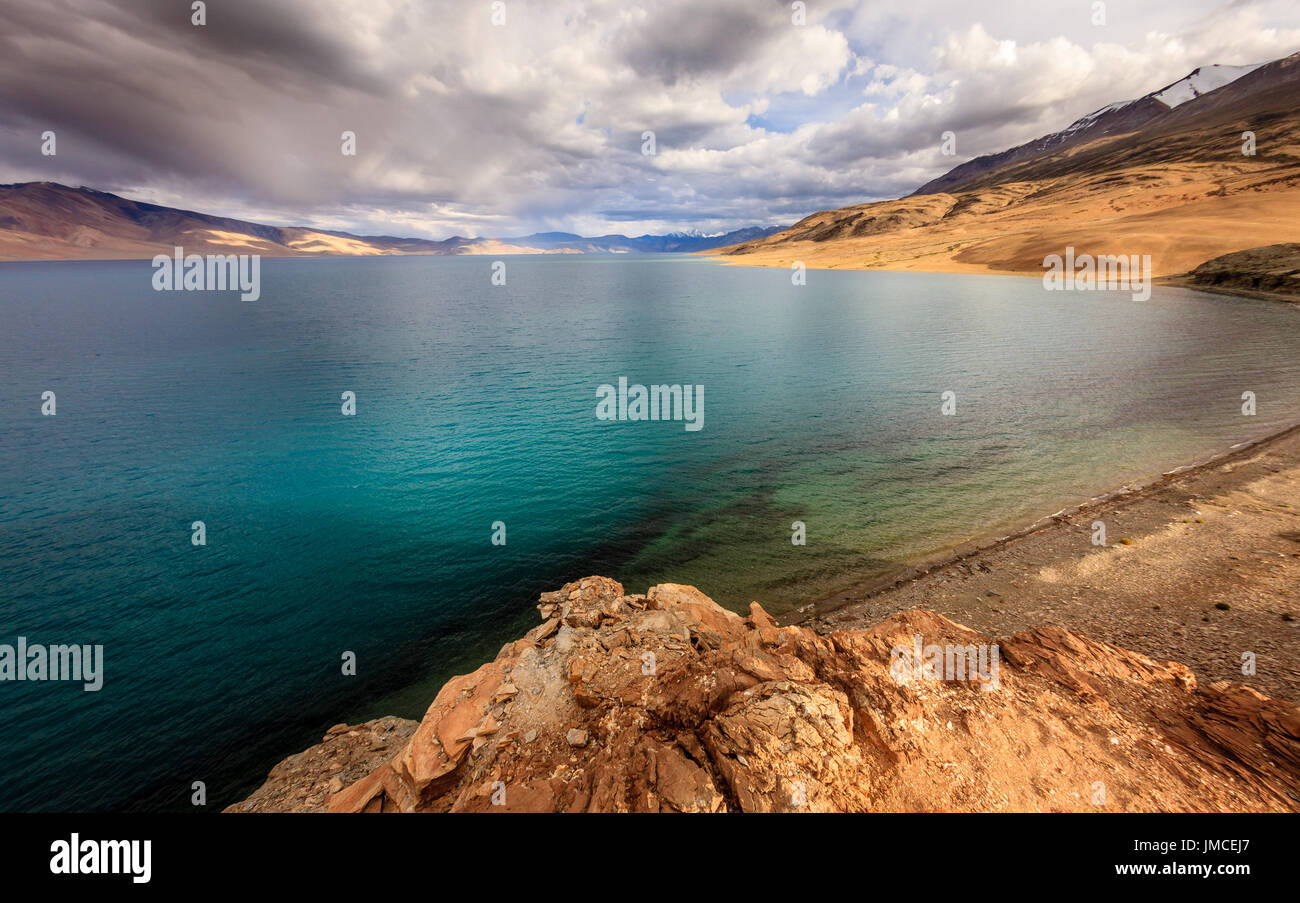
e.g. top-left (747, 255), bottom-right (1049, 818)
top-left (1158, 274), bottom-right (1300, 305)
top-left (785, 419), bottom-right (1300, 625)
top-left (793, 420), bottom-right (1300, 701)
top-left (698, 250), bottom-right (1030, 277)
top-left (702, 256), bottom-right (1300, 305)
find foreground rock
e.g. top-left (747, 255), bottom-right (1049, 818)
top-left (225, 717), bottom-right (417, 813)
top-left (234, 578), bottom-right (1300, 812)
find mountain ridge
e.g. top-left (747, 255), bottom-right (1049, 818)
top-left (911, 60), bottom-right (1268, 197)
top-left (716, 49), bottom-right (1300, 280)
top-left (0, 181), bottom-right (782, 261)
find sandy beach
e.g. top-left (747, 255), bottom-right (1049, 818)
top-left (792, 421), bottom-right (1300, 701)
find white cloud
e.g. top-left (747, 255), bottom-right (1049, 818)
top-left (0, 0), bottom-right (1296, 237)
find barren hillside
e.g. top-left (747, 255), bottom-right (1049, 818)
top-left (715, 52), bottom-right (1300, 278)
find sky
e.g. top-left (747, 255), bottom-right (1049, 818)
top-left (1, 0), bottom-right (1299, 239)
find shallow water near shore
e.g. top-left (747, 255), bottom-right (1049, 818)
top-left (2, 254), bottom-right (1299, 811)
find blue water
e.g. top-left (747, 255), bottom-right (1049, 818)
top-left (2, 254), bottom-right (1298, 812)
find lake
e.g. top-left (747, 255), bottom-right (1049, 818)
top-left (2, 254), bottom-right (1298, 811)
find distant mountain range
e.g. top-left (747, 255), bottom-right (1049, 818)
top-left (0, 181), bottom-right (783, 261)
top-left (480, 225), bottom-right (785, 254)
top-left (719, 50), bottom-right (1300, 279)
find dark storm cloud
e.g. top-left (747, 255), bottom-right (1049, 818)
top-left (119, 0), bottom-right (388, 93)
top-left (0, 0), bottom-right (389, 203)
top-left (615, 0), bottom-right (778, 84)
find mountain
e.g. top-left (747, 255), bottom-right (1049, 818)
top-left (912, 63), bottom-right (1263, 196)
top-left (492, 225), bottom-right (783, 254)
top-left (0, 182), bottom-right (781, 261)
top-left (719, 51), bottom-right (1300, 280)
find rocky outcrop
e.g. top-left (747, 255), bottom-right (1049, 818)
top-left (1176, 243), bottom-right (1300, 299)
top-left (226, 716), bottom-right (417, 813)
top-left (233, 577), bottom-right (1300, 812)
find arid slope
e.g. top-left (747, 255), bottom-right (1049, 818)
top-left (0, 182), bottom-right (492, 260)
top-left (716, 53), bottom-right (1300, 278)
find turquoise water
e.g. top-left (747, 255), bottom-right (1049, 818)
top-left (1, 254), bottom-right (1298, 811)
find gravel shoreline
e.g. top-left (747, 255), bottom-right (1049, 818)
top-left (787, 421), bottom-right (1300, 701)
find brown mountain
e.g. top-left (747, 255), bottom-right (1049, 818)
top-left (0, 181), bottom-right (486, 260)
top-left (909, 62), bottom-right (1264, 196)
top-left (717, 52), bottom-right (1300, 279)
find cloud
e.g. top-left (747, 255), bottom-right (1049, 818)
top-left (0, 0), bottom-right (1297, 237)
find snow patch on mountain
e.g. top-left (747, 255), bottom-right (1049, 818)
top-left (1151, 63), bottom-right (1262, 108)
top-left (1051, 62), bottom-right (1260, 144)
top-left (1058, 100), bottom-right (1136, 137)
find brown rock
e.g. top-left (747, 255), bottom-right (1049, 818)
top-left (225, 717), bottom-right (418, 813)
top-left (235, 577), bottom-right (1300, 814)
